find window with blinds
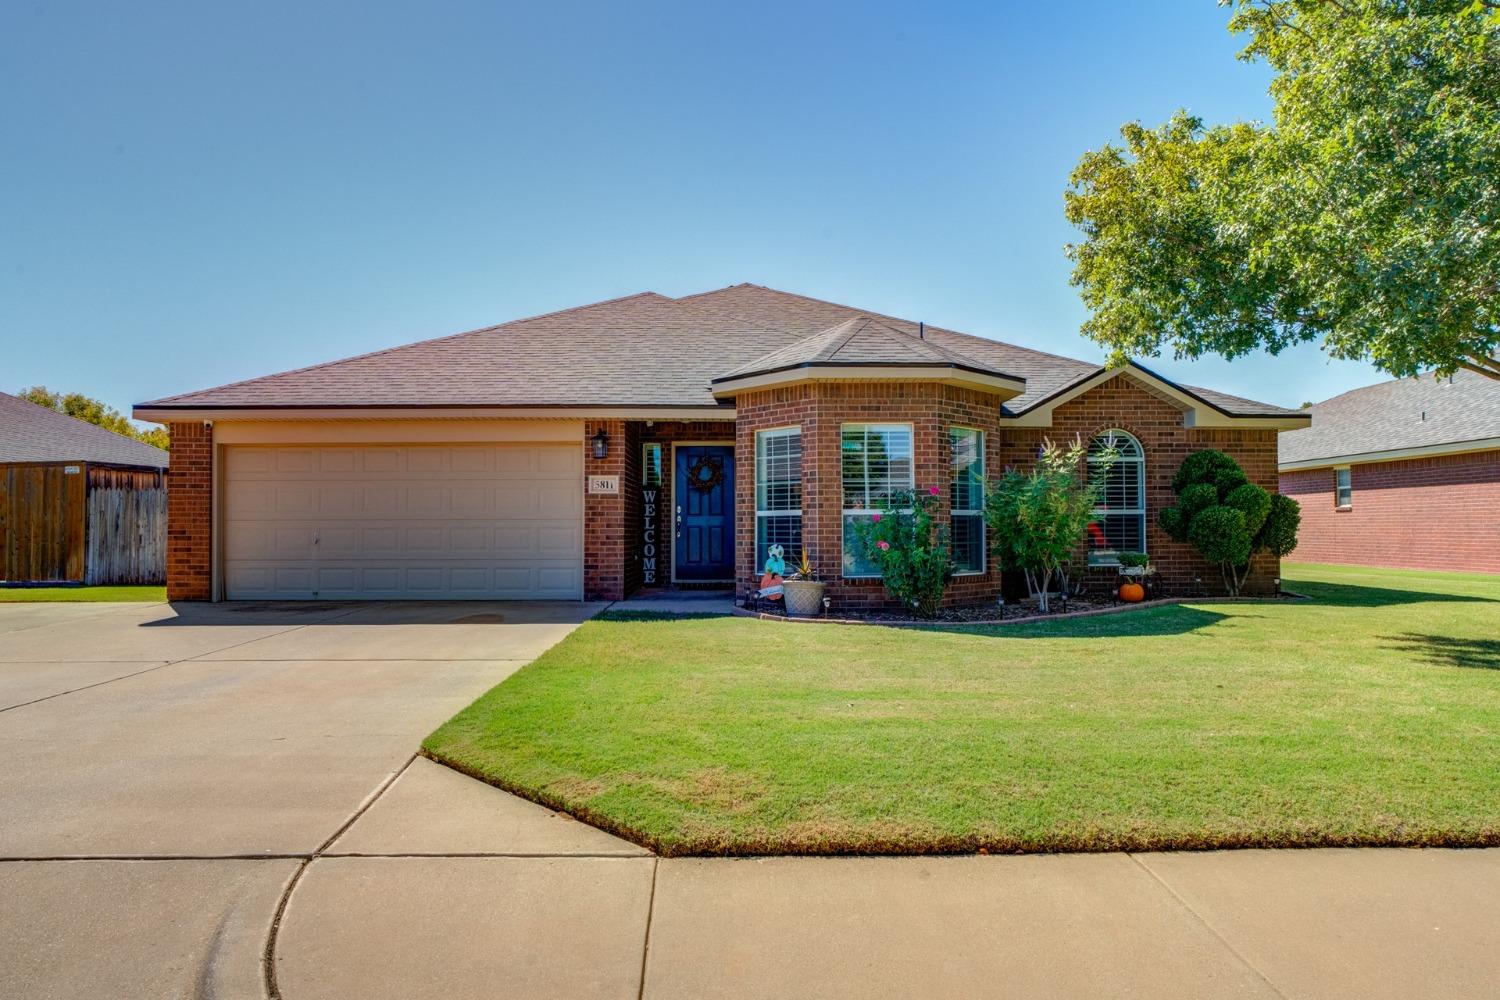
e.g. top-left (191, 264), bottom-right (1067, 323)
top-left (950, 427), bottom-right (985, 574)
top-left (1087, 430), bottom-right (1145, 566)
top-left (755, 428), bottom-right (802, 571)
top-left (841, 423), bottom-right (914, 577)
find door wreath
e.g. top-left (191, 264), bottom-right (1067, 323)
top-left (685, 455), bottom-right (725, 493)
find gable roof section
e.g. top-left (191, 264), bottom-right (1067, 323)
top-left (1279, 370), bottom-right (1500, 469)
top-left (0, 392), bottom-right (169, 468)
top-left (135, 282), bottom-right (1299, 424)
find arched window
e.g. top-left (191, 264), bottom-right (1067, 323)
top-left (1087, 430), bottom-right (1145, 566)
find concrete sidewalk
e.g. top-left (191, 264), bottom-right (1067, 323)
top-left (3, 601), bottom-right (1498, 999)
top-left (269, 765), bottom-right (1500, 1000)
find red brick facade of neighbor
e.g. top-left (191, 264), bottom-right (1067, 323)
top-left (140, 284), bottom-right (1309, 606)
top-left (1280, 451), bottom-right (1500, 574)
top-left (1277, 369), bottom-right (1500, 575)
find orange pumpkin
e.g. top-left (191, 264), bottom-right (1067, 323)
top-left (1119, 581), bottom-right (1146, 603)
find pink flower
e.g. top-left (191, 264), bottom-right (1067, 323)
top-left (876, 540), bottom-right (890, 551)
top-left (928, 485), bottom-right (940, 496)
top-left (871, 512), bottom-right (882, 523)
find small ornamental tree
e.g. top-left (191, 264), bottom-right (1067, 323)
top-left (985, 436), bottom-right (1117, 613)
top-left (850, 486), bottom-right (954, 618)
top-left (1158, 450), bottom-right (1300, 595)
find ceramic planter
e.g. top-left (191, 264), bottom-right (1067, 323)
top-left (781, 579), bottom-right (827, 617)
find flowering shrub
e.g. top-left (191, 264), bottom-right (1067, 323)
top-left (851, 487), bottom-right (954, 617)
top-left (984, 436), bottom-right (1114, 613)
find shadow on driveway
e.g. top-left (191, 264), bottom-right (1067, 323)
top-left (137, 600), bottom-right (604, 628)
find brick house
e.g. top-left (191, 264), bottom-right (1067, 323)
top-left (133, 284), bottom-right (1309, 606)
top-left (1279, 370), bottom-right (1500, 574)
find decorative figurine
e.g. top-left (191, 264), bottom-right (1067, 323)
top-left (758, 543), bottom-right (785, 601)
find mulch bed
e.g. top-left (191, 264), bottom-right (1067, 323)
top-left (738, 590), bottom-right (1304, 627)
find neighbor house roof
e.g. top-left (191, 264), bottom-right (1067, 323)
top-left (0, 392), bottom-right (169, 468)
top-left (135, 283), bottom-right (1302, 422)
top-left (1279, 370), bottom-right (1500, 469)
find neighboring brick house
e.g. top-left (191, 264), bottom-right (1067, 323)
top-left (134, 283), bottom-right (1308, 605)
top-left (1279, 371), bottom-right (1500, 574)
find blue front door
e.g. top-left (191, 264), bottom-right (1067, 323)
top-left (674, 445), bottom-right (735, 581)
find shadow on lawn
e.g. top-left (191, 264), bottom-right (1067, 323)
top-left (934, 605), bottom-right (1236, 639)
top-left (1384, 633), bottom-right (1500, 671)
top-left (1292, 580), bottom-right (1499, 608)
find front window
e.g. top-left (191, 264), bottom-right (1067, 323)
top-left (841, 423), bottom-right (914, 577)
top-left (950, 427), bottom-right (985, 574)
top-left (642, 443), bottom-right (663, 487)
top-left (755, 428), bottom-right (802, 570)
top-left (1087, 430), bottom-right (1145, 566)
top-left (1335, 467), bottom-right (1352, 508)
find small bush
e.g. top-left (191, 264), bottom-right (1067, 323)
top-left (1224, 482), bottom-right (1272, 535)
top-left (1259, 494), bottom-right (1302, 558)
top-left (1160, 449), bottom-right (1301, 595)
top-left (851, 487), bottom-right (953, 618)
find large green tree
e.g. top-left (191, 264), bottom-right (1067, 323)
top-left (19, 386), bottom-right (168, 450)
top-left (1065, 0), bottom-right (1500, 380)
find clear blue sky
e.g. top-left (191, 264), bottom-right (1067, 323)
top-left (2, 1), bottom-right (1383, 423)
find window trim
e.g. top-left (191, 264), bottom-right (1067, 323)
top-left (1087, 429), bottom-right (1146, 568)
top-left (1334, 466), bottom-right (1353, 510)
top-left (755, 426), bottom-right (803, 569)
top-left (840, 422), bottom-right (915, 579)
top-left (949, 425), bottom-right (986, 576)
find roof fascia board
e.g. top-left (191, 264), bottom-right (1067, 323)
top-left (133, 405), bottom-right (737, 423)
top-left (1003, 364), bottom-right (1309, 430)
top-left (1279, 436), bottom-right (1500, 472)
top-left (710, 364), bottom-right (1025, 401)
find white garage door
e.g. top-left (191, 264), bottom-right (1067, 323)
top-left (223, 444), bottom-right (583, 600)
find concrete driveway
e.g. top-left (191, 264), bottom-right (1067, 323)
top-left (3, 600), bottom-right (1499, 1000)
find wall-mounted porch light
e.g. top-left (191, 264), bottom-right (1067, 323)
top-left (591, 428), bottom-right (610, 460)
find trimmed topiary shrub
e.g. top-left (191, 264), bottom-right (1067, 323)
top-left (1159, 450), bottom-right (1301, 595)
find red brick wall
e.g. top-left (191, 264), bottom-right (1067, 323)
top-left (622, 420), bottom-right (736, 594)
top-left (732, 373), bottom-right (1285, 610)
top-left (583, 419), bottom-right (627, 601)
top-left (166, 422), bottom-right (212, 601)
top-left (1000, 376), bottom-right (1283, 597)
top-left (734, 381), bottom-right (1008, 611)
top-left (1280, 450), bottom-right (1500, 573)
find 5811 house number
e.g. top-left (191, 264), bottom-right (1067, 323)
top-left (587, 475), bottom-right (620, 494)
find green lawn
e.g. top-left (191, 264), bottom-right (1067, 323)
top-left (424, 563), bottom-right (1500, 856)
top-left (0, 585), bottom-right (166, 602)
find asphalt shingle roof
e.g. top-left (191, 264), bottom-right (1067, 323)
top-left (137, 283), bottom-right (1296, 419)
top-left (715, 316), bottom-right (1018, 383)
top-left (0, 392), bottom-right (169, 468)
top-left (1278, 370), bottom-right (1500, 465)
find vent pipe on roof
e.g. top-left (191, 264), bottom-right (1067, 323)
top-left (918, 321), bottom-right (925, 339)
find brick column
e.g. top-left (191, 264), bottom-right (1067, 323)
top-left (166, 422), bottom-right (213, 601)
top-left (583, 419), bottom-right (627, 601)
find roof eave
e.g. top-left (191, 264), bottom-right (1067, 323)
top-left (709, 362), bottom-right (1026, 402)
top-left (1279, 435), bottom-right (1500, 472)
top-left (1002, 363), bottom-right (1310, 429)
top-left (133, 403), bottom-right (737, 423)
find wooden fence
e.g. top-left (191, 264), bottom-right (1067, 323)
top-left (85, 485), bottom-right (166, 584)
top-left (0, 464), bottom-right (87, 582)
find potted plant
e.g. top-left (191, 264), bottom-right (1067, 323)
top-left (781, 550), bottom-right (827, 617)
top-left (1116, 551), bottom-right (1151, 602)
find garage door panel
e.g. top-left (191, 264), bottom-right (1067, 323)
top-left (224, 444), bottom-right (583, 600)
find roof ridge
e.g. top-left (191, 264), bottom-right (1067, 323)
top-left (138, 290), bottom-right (670, 406)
